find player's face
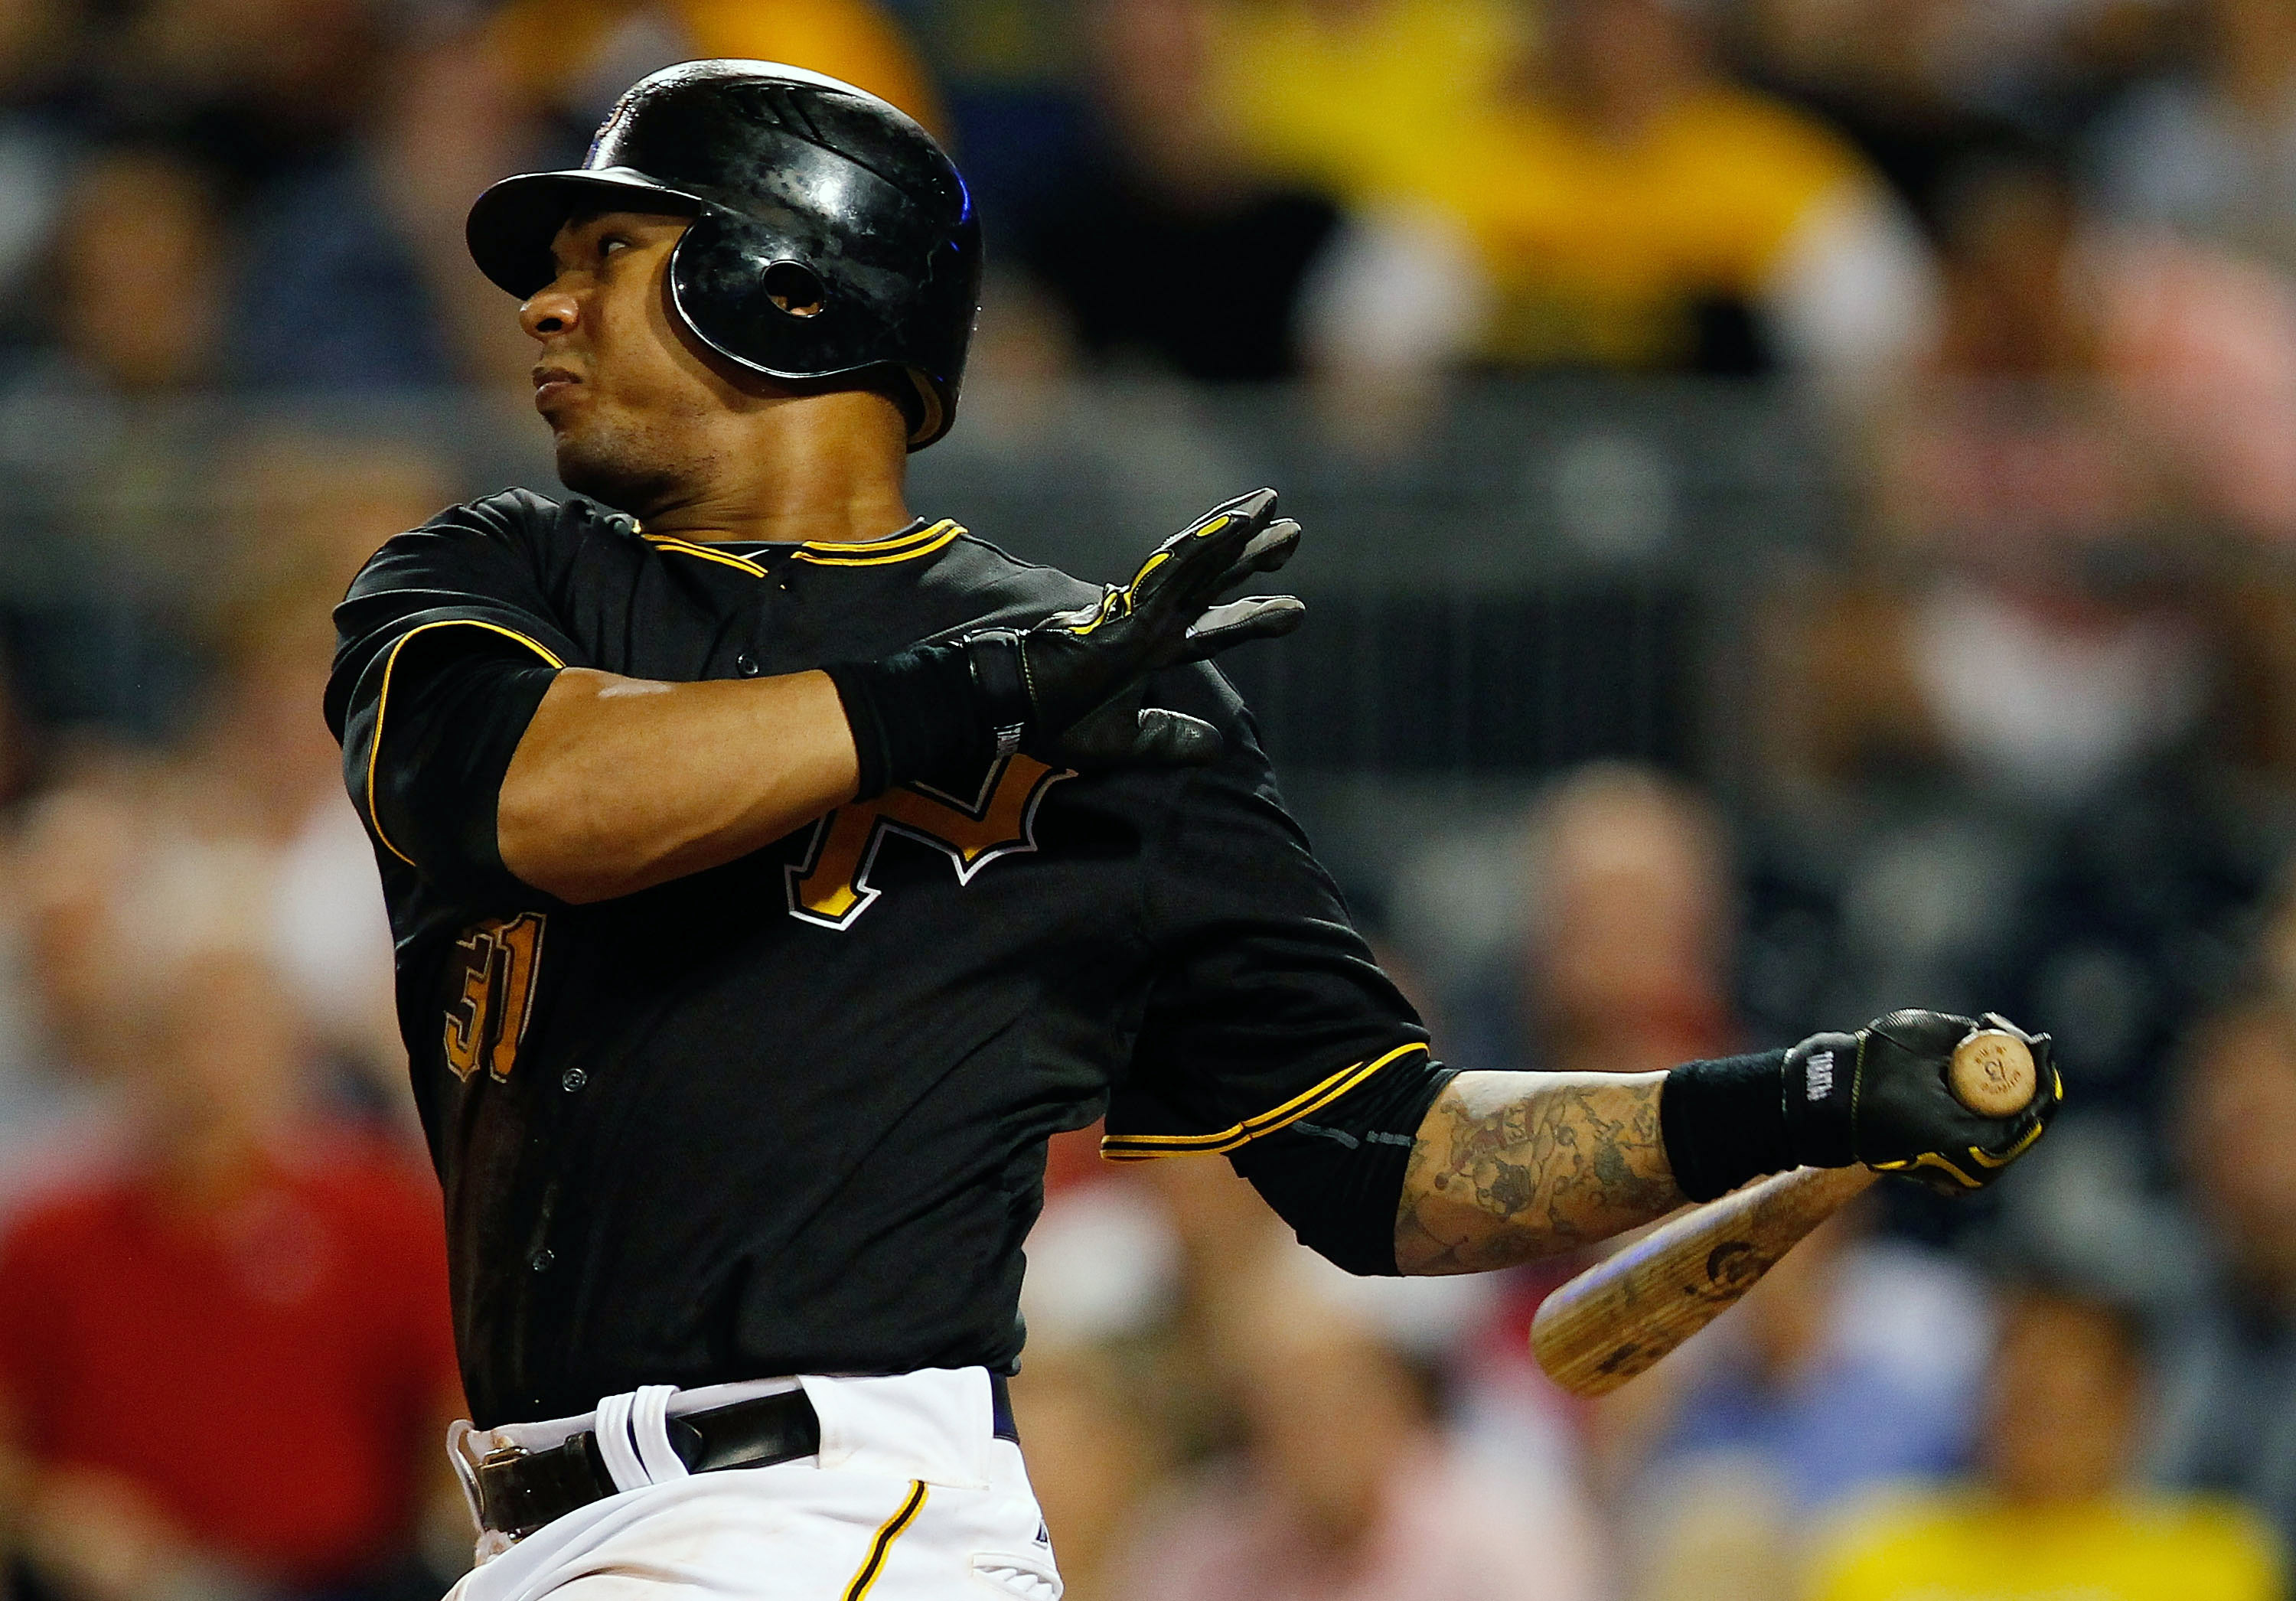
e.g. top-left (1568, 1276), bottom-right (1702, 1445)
top-left (521, 209), bottom-right (751, 514)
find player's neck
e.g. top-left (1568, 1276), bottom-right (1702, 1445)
top-left (644, 386), bottom-right (915, 546)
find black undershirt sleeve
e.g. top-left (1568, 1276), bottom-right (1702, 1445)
top-left (328, 500), bottom-right (582, 901)
top-left (1228, 1055), bottom-right (1458, 1275)
top-left (361, 631), bottom-right (562, 899)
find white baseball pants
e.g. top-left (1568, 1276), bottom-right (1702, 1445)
top-left (444, 1368), bottom-right (1061, 1600)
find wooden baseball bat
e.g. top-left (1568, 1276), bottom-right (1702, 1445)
top-left (1529, 1024), bottom-right (2037, 1397)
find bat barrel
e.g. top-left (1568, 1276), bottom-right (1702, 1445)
top-left (1529, 1164), bottom-right (1878, 1397)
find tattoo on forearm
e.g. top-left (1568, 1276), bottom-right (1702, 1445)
top-left (1394, 1072), bottom-right (1682, 1275)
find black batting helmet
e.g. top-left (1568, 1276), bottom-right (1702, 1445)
top-left (466, 60), bottom-right (983, 449)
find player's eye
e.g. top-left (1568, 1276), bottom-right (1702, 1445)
top-left (598, 234), bottom-right (631, 260)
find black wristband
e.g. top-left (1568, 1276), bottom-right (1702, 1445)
top-left (821, 641), bottom-right (983, 800)
top-left (1660, 1049), bottom-right (1793, 1202)
top-left (963, 629), bottom-right (1029, 755)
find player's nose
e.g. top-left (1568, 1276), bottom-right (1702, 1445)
top-left (520, 285), bottom-right (580, 341)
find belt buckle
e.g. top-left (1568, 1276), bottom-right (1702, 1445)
top-left (473, 1443), bottom-right (536, 1539)
top-left (478, 1443), bottom-right (527, 1469)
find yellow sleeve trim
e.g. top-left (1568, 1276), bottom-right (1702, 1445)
top-left (364, 619), bottom-right (566, 868)
top-left (1100, 1041), bottom-right (1431, 1161)
top-left (794, 518), bottom-right (964, 566)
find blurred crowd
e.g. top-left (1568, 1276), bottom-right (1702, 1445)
top-left (0, 0), bottom-right (2281, 435)
top-left (0, 0), bottom-right (2294, 1598)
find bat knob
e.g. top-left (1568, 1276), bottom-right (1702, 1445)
top-left (1949, 1023), bottom-right (2036, 1117)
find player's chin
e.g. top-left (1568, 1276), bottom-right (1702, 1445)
top-left (553, 429), bottom-right (676, 517)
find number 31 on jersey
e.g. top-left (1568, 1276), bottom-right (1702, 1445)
top-left (443, 912), bottom-right (546, 1081)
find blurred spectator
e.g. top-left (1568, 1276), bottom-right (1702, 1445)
top-left (1414, 0), bottom-right (1937, 393)
top-left (193, 599), bottom-right (403, 1100)
top-left (1779, 142), bottom-right (2296, 806)
top-left (1210, 0), bottom-right (1524, 206)
top-left (1009, 1342), bottom-right (1171, 1601)
top-left (2146, 996), bottom-right (2296, 1561)
top-left (0, 846), bottom-right (461, 1601)
top-left (1805, 1281), bottom-right (2283, 1601)
top-left (1611, 1204), bottom-right (1989, 1600)
top-left (132, 432), bottom-right (455, 1110)
top-left (1008, 0), bottom-right (1350, 383)
top-left (228, 37), bottom-right (541, 390)
top-left (0, 140), bottom-right (233, 595)
top-left (0, 0), bottom-right (77, 338)
top-left (1741, 0), bottom-right (2174, 223)
top-left (1110, 1246), bottom-right (1603, 1601)
top-left (2091, 0), bottom-right (2296, 274)
top-left (0, 774), bottom-right (142, 1218)
top-left (211, 429), bottom-right (452, 602)
top-left (0, 642), bottom-right (34, 812)
top-left (1130, 1150), bottom-right (1293, 1462)
top-left (93, 0), bottom-right (385, 184)
top-left (1518, 762), bottom-right (1737, 1076)
top-left (38, 141), bottom-right (224, 396)
top-left (486, 0), bottom-right (939, 155)
top-left (1735, 0), bottom-right (1988, 223)
top-left (1912, 141), bottom-right (2296, 544)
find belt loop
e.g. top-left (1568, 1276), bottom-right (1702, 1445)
top-left (631, 1385), bottom-right (690, 1484)
top-left (593, 1391), bottom-right (647, 1493)
top-left (445, 1420), bottom-right (486, 1531)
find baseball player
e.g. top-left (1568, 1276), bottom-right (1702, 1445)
top-left (326, 60), bottom-right (2061, 1601)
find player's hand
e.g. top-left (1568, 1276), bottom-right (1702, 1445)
top-left (1780, 1009), bottom-right (2060, 1193)
top-left (962, 487), bottom-right (1304, 766)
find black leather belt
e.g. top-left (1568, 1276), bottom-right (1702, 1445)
top-left (474, 1375), bottom-right (1019, 1539)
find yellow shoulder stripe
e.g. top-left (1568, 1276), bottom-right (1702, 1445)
top-left (364, 619), bottom-right (566, 868)
top-left (639, 520), bottom-right (964, 572)
top-left (639, 533), bottom-right (769, 576)
top-left (794, 518), bottom-right (964, 566)
top-left (1100, 1041), bottom-right (1432, 1161)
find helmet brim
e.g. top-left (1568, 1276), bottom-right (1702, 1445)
top-left (465, 168), bottom-right (705, 298)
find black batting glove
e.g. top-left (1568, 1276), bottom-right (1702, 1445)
top-left (960, 487), bottom-right (1304, 767)
top-left (1784, 1009), bottom-right (2061, 1193)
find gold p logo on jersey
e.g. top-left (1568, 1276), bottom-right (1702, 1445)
top-left (785, 755), bottom-right (1070, 930)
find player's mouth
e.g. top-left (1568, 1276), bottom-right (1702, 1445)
top-left (533, 367), bottom-right (581, 413)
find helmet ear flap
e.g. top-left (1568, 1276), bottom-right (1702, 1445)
top-left (667, 208), bottom-right (842, 373)
top-left (664, 208), bottom-right (938, 445)
top-left (664, 208), bottom-right (744, 365)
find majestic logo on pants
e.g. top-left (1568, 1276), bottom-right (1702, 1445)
top-left (784, 755), bottom-right (1070, 930)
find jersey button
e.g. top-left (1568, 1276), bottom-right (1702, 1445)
top-left (735, 654), bottom-right (761, 677)
top-left (561, 1067), bottom-right (587, 1092)
top-left (529, 1248), bottom-right (554, 1273)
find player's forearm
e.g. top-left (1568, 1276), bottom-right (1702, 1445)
top-left (497, 666), bottom-right (859, 902)
top-left (1393, 1070), bottom-right (1684, 1275)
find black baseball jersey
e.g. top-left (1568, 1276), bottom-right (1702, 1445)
top-left (327, 491), bottom-right (1440, 1427)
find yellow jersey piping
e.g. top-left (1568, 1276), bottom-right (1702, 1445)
top-left (364, 619), bottom-right (566, 867)
top-left (841, 1479), bottom-right (928, 1601)
top-left (639, 520), bottom-right (963, 573)
top-left (639, 533), bottom-right (769, 576)
top-left (1100, 1041), bottom-right (1432, 1161)
top-left (794, 518), bottom-right (963, 566)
